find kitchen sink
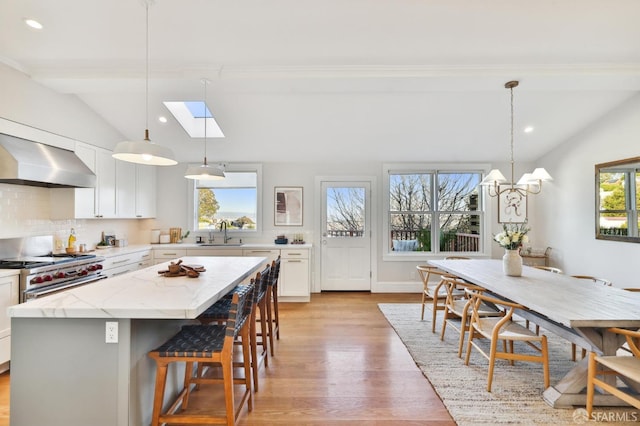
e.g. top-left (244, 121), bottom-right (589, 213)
top-left (198, 243), bottom-right (243, 247)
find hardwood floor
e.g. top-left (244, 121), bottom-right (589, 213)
top-left (0, 292), bottom-right (455, 425)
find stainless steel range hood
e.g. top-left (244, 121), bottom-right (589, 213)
top-left (0, 133), bottom-right (96, 188)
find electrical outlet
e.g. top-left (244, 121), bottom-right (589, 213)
top-left (105, 321), bottom-right (118, 343)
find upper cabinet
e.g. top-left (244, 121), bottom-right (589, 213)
top-left (51, 142), bottom-right (156, 219)
top-left (135, 164), bottom-right (156, 218)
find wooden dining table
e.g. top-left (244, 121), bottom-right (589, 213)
top-left (430, 258), bottom-right (640, 408)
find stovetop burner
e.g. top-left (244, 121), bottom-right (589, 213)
top-left (0, 253), bottom-right (97, 269)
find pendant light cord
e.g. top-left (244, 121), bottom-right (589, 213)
top-left (509, 84), bottom-right (514, 189)
top-left (203, 79), bottom-right (209, 166)
top-left (144, 1), bottom-right (150, 140)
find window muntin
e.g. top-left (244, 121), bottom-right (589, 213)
top-left (386, 167), bottom-right (484, 255)
top-left (195, 171), bottom-right (259, 232)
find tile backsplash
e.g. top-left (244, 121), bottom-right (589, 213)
top-left (0, 183), bottom-right (149, 248)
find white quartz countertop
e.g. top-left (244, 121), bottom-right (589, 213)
top-left (151, 242), bottom-right (312, 249)
top-left (8, 256), bottom-right (267, 319)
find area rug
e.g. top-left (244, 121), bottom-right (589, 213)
top-left (378, 303), bottom-right (638, 426)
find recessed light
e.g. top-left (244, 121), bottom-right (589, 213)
top-left (158, 116), bottom-right (168, 123)
top-left (524, 126), bottom-right (534, 133)
top-left (24, 18), bottom-right (43, 30)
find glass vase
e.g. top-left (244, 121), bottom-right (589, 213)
top-left (503, 249), bottom-right (523, 277)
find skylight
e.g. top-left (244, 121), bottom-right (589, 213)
top-left (163, 101), bottom-right (224, 138)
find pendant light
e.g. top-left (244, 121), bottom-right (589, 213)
top-left (112, 0), bottom-right (177, 166)
top-left (480, 80), bottom-right (552, 197)
top-left (184, 79), bottom-right (225, 180)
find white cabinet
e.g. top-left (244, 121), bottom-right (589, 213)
top-left (95, 148), bottom-right (117, 218)
top-left (116, 160), bottom-right (136, 218)
top-left (0, 275), bottom-right (19, 369)
top-left (279, 248), bottom-right (310, 301)
top-left (186, 248), bottom-right (244, 257)
top-left (135, 164), bottom-right (156, 218)
top-left (51, 143), bottom-right (156, 219)
top-left (153, 248), bottom-right (187, 265)
top-left (102, 249), bottom-right (152, 278)
top-left (242, 249), bottom-right (280, 265)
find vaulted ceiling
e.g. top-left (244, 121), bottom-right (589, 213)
top-left (2, 0), bottom-right (639, 164)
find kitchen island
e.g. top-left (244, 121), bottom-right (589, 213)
top-left (7, 256), bottom-right (267, 426)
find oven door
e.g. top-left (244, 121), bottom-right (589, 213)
top-left (22, 274), bottom-right (107, 302)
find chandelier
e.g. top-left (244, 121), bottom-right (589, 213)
top-left (480, 80), bottom-right (552, 197)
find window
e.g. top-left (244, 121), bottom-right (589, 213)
top-left (597, 167), bottom-right (640, 238)
top-left (193, 165), bottom-right (261, 233)
top-left (384, 164), bottom-right (487, 257)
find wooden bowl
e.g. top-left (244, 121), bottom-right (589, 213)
top-left (66, 247), bottom-right (76, 254)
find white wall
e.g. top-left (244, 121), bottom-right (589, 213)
top-left (532, 94), bottom-right (640, 288)
top-left (0, 63), bottom-right (145, 246)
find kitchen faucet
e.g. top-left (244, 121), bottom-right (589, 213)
top-left (220, 221), bottom-right (232, 243)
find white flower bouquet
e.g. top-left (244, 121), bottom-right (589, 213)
top-left (494, 222), bottom-right (530, 250)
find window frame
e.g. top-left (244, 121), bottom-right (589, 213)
top-left (382, 163), bottom-right (492, 261)
top-left (188, 163), bottom-right (263, 237)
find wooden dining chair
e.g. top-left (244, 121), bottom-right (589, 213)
top-left (587, 327), bottom-right (640, 418)
top-left (465, 292), bottom-right (550, 392)
top-left (571, 275), bottom-right (612, 286)
top-left (439, 276), bottom-right (502, 357)
top-left (533, 265), bottom-right (563, 274)
top-left (416, 265), bottom-right (463, 332)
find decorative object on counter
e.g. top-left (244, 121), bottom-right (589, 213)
top-left (159, 260), bottom-right (205, 278)
top-left (159, 234), bottom-right (171, 244)
top-left (275, 186), bottom-right (303, 226)
top-left (291, 233), bottom-right (305, 244)
top-left (169, 228), bottom-right (182, 243)
top-left (180, 230), bottom-right (190, 243)
top-left (97, 231), bottom-right (110, 249)
top-left (150, 229), bottom-right (161, 244)
top-left (67, 228), bottom-right (76, 250)
top-left (274, 234), bottom-right (288, 244)
top-left (111, 0), bottom-right (176, 166)
top-left (104, 234), bottom-right (116, 246)
top-left (115, 239), bottom-right (127, 247)
top-left (493, 221), bottom-right (530, 277)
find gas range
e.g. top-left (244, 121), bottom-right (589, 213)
top-left (0, 253), bottom-right (99, 269)
top-left (0, 236), bottom-right (106, 302)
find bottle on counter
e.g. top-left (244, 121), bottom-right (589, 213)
top-left (68, 228), bottom-right (76, 249)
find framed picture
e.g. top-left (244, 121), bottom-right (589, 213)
top-left (275, 187), bottom-right (303, 226)
top-left (498, 187), bottom-right (527, 223)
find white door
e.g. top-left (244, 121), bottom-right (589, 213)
top-left (320, 181), bottom-right (371, 291)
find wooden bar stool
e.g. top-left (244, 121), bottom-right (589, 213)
top-left (253, 265), bottom-right (273, 367)
top-left (148, 282), bottom-right (254, 426)
top-left (266, 256), bottom-right (281, 350)
top-left (197, 266), bottom-right (269, 393)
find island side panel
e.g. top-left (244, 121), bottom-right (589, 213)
top-left (130, 318), bottom-right (192, 426)
top-left (10, 317), bottom-right (131, 426)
